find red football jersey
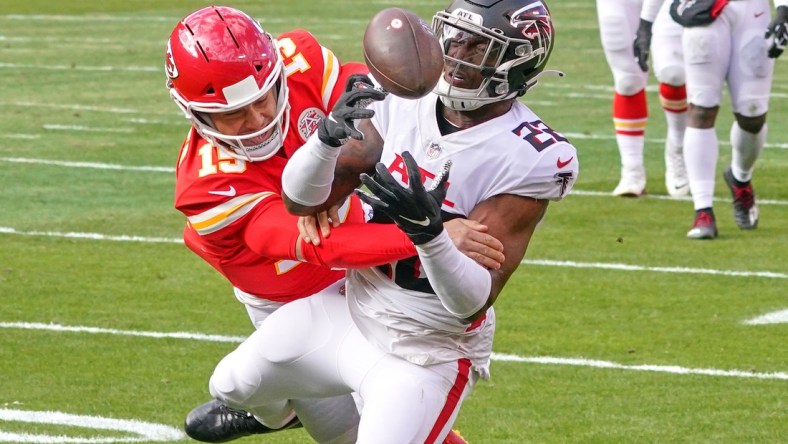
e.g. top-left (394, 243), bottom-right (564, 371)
top-left (174, 30), bottom-right (414, 303)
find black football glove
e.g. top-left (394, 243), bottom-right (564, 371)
top-left (317, 74), bottom-right (388, 147)
top-left (633, 18), bottom-right (653, 72)
top-left (356, 151), bottom-right (450, 245)
top-left (766, 6), bottom-right (788, 59)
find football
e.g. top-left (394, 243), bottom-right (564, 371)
top-left (362, 8), bottom-right (444, 99)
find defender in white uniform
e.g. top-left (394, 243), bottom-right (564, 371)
top-left (348, 93), bottom-right (574, 374)
top-left (677, 0), bottom-right (787, 239)
top-left (208, 1), bottom-right (578, 443)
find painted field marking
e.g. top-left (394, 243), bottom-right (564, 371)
top-left (523, 259), bottom-right (788, 279)
top-left (43, 124), bottom-right (134, 133)
top-left (1, 157), bottom-right (787, 206)
top-left (0, 158), bottom-right (173, 173)
top-left (1, 226), bottom-right (786, 279)
top-left (0, 322), bottom-right (785, 381)
top-left (1, 226), bottom-right (786, 278)
top-left (0, 227), bottom-right (181, 244)
top-left (0, 408), bottom-right (184, 443)
top-left (0, 321), bottom-right (245, 342)
top-left (744, 309), bottom-right (788, 325)
top-left (0, 62), bottom-right (157, 73)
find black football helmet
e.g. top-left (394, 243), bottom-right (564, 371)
top-left (432, 0), bottom-right (558, 110)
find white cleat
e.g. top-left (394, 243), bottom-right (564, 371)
top-left (612, 173), bottom-right (646, 197)
top-left (665, 140), bottom-right (689, 197)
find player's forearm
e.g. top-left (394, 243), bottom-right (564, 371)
top-left (416, 231), bottom-right (492, 320)
top-left (299, 223), bottom-right (416, 268)
top-left (282, 133), bottom-right (340, 212)
top-left (640, 0), bottom-right (664, 22)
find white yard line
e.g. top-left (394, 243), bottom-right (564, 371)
top-left (1, 156), bottom-right (787, 206)
top-left (1, 226), bottom-right (785, 279)
top-left (0, 227), bottom-right (180, 243)
top-left (0, 408), bottom-right (184, 443)
top-left (0, 62), bottom-right (158, 72)
top-left (744, 309), bottom-right (788, 325)
top-left (3, 97), bottom-right (788, 146)
top-left (523, 259), bottom-right (788, 279)
top-left (0, 321), bottom-right (784, 381)
top-left (0, 157), bottom-right (173, 172)
top-left (42, 124), bottom-right (134, 133)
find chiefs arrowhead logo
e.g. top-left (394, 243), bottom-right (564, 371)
top-left (165, 41), bottom-right (179, 79)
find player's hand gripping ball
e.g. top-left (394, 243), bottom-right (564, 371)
top-left (363, 8), bottom-right (444, 99)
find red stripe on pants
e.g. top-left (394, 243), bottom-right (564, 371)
top-left (425, 358), bottom-right (472, 444)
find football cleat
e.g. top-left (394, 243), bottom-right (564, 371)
top-left (664, 140), bottom-right (689, 197)
top-left (612, 171), bottom-right (646, 197)
top-left (184, 399), bottom-right (301, 443)
top-left (723, 167), bottom-right (759, 230)
top-left (686, 208), bottom-right (718, 240)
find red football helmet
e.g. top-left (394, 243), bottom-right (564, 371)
top-left (165, 6), bottom-right (289, 161)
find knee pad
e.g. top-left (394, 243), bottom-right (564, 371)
top-left (655, 65), bottom-right (685, 86)
top-left (615, 74), bottom-right (647, 96)
top-left (209, 355), bottom-right (252, 406)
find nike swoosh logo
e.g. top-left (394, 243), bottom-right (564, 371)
top-left (557, 156), bottom-right (574, 169)
top-left (208, 186), bottom-right (237, 197)
top-left (398, 215), bottom-right (431, 226)
top-left (754, 11), bottom-right (765, 18)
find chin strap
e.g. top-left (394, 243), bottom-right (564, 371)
top-left (521, 69), bottom-right (565, 96)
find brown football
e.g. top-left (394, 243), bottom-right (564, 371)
top-left (362, 8), bottom-right (444, 99)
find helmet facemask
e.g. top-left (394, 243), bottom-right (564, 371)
top-left (170, 63), bottom-right (290, 162)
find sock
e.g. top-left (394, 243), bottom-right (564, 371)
top-left (613, 89), bottom-right (648, 175)
top-left (659, 83), bottom-right (688, 148)
top-left (730, 121), bottom-right (766, 183)
top-left (683, 127), bottom-right (718, 210)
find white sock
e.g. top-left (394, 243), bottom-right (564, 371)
top-left (730, 122), bottom-right (766, 183)
top-left (664, 109), bottom-right (687, 149)
top-left (616, 134), bottom-right (645, 176)
top-left (683, 127), bottom-right (718, 210)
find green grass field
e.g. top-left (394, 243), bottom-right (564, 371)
top-left (1, 1), bottom-right (786, 443)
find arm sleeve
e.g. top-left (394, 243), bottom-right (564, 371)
top-left (299, 223), bottom-right (416, 268)
top-left (242, 197), bottom-right (415, 269)
top-left (281, 133), bottom-right (340, 207)
top-left (415, 231), bottom-right (492, 319)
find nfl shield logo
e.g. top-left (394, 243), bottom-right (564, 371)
top-left (426, 142), bottom-right (442, 159)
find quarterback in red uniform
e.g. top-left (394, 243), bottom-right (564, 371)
top-left (165, 6), bottom-right (490, 443)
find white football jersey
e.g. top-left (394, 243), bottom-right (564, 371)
top-left (346, 93), bottom-right (578, 373)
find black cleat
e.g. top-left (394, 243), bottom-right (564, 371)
top-left (184, 399), bottom-right (300, 442)
top-left (686, 208), bottom-right (718, 240)
top-left (723, 167), bottom-right (759, 229)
